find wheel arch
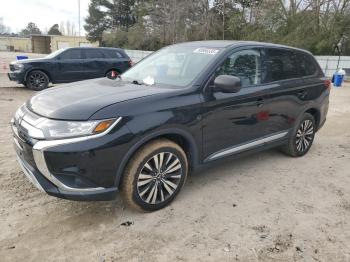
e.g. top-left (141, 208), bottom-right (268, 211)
top-left (105, 68), bottom-right (121, 76)
top-left (114, 128), bottom-right (200, 188)
top-left (305, 108), bottom-right (320, 129)
top-left (24, 68), bottom-right (51, 83)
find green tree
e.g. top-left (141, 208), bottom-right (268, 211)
top-left (47, 24), bottom-right (62, 35)
top-left (20, 22), bottom-right (41, 36)
top-left (85, 0), bottom-right (137, 45)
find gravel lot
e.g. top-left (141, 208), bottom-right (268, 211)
top-left (0, 61), bottom-right (349, 261)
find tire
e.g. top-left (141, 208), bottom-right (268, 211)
top-left (105, 69), bottom-right (119, 80)
top-left (121, 139), bottom-right (188, 212)
top-left (26, 70), bottom-right (49, 91)
top-left (281, 113), bottom-right (316, 157)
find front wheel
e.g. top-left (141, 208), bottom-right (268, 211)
top-left (121, 139), bottom-right (188, 212)
top-left (282, 113), bottom-right (316, 157)
top-left (26, 70), bottom-right (49, 91)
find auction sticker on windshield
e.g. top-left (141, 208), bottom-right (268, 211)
top-left (193, 48), bottom-right (219, 55)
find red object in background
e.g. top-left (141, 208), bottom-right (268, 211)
top-left (256, 111), bottom-right (270, 121)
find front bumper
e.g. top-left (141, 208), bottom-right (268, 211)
top-left (11, 107), bottom-right (132, 201)
top-left (8, 71), bottom-right (25, 83)
top-left (15, 152), bottom-right (118, 201)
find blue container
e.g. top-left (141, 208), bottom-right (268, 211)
top-left (16, 55), bottom-right (28, 60)
top-left (333, 74), bottom-right (344, 87)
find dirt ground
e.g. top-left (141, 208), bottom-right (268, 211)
top-left (0, 67), bottom-right (349, 261)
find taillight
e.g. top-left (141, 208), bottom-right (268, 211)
top-left (324, 79), bottom-right (331, 89)
top-left (128, 60), bottom-right (133, 67)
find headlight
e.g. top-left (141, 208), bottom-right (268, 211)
top-left (13, 63), bottom-right (24, 70)
top-left (35, 118), bottom-right (116, 139)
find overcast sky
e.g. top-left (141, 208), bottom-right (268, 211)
top-left (0, 0), bottom-right (90, 34)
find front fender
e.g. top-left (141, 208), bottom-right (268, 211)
top-left (113, 126), bottom-right (201, 187)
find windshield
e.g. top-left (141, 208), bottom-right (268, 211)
top-left (122, 46), bottom-right (222, 87)
top-left (45, 49), bottom-right (66, 59)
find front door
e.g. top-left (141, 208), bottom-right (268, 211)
top-left (53, 49), bottom-right (85, 82)
top-left (202, 48), bottom-right (280, 161)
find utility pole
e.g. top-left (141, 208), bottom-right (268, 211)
top-left (78, 0), bottom-right (81, 36)
top-left (221, 0), bottom-right (225, 40)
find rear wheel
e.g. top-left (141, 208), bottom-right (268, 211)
top-left (106, 69), bottom-right (119, 80)
top-left (121, 139), bottom-right (188, 211)
top-left (26, 70), bottom-right (49, 91)
top-left (282, 113), bottom-right (316, 157)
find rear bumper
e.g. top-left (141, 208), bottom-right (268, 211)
top-left (317, 90), bottom-right (330, 131)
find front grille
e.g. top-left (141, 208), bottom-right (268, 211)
top-left (9, 64), bottom-right (16, 72)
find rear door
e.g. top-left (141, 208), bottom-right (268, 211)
top-left (296, 51), bottom-right (327, 100)
top-left (82, 48), bottom-right (108, 79)
top-left (102, 49), bottom-right (131, 73)
top-left (53, 49), bottom-right (85, 82)
top-left (260, 48), bottom-right (305, 133)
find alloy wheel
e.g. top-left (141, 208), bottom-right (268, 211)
top-left (295, 119), bottom-right (314, 152)
top-left (29, 73), bottom-right (46, 88)
top-left (137, 152), bottom-right (183, 205)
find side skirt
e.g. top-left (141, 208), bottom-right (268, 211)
top-left (204, 130), bottom-right (289, 162)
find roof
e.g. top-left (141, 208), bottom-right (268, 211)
top-left (174, 40), bottom-right (311, 54)
top-left (65, 46), bottom-right (124, 51)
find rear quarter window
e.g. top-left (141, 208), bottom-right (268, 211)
top-left (296, 52), bottom-right (318, 76)
top-left (265, 48), bottom-right (298, 82)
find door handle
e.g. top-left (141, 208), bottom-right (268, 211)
top-left (256, 98), bottom-right (264, 107)
top-left (298, 90), bottom-right (307, 99)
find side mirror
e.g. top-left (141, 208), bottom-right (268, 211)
top-left (214, 75), bottom-right (241, 93)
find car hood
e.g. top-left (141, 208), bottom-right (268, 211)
top-left (27, 78), bottom-right (174, 120)
top-left (11, 57), bottom-right (49, 64)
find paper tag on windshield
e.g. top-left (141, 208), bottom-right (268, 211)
top-left (193, 48), bottom-right (219, 55)
top-left (143, 76), bottom-right (155, 85)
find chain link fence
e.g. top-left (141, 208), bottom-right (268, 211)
top-left (315, 56), bottom-right (350, 78)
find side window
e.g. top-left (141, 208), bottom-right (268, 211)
top-left (85, 49), bottom-right (105, 59)
top-left (296, 53), bottom-right (317, 76)
top-left (216, 49), bottom-right (262, 87)
top-left (104, 49), bottom-right (123, 58)
top-left (59, 49), bottom-right (82, 60)
top-left (265, 49), bottom-right (298, 82)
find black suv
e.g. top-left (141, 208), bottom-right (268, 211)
top-left (12, 41), bottom-right (330, 211)
top-left (8, 47), bottom-right (132, 90)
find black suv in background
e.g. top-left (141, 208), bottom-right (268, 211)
top-left (12, 41), bottom-right (330, 211)
top-left (8, 47), bottom-right (132, 90)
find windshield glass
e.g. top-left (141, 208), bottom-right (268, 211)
top-left (122, 46), bottom-right (222, 87)
top-left (45, 49), bottom-right (66, 59)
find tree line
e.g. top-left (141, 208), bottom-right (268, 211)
top-left (0, 21), bottom-right (79, 37)
top-left (84, 0), bottom-right (350, 55)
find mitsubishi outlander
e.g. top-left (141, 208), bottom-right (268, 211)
top-left (11, 41), bottom-right (330, 211)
